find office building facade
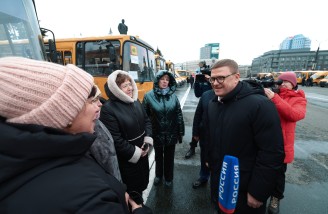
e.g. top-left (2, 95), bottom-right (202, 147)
top-left (279, 34), bottom-right (311, 50)
top-left (200, 43), bottom-right (220, 60)
top-left (251, 48), bottom-right (328, 75)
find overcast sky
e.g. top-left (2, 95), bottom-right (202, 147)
top-left (35, 0), bottom-right (328, 65)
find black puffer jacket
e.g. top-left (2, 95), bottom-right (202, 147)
top-left (143, 70), bottom-right (185, 147)
top-left (0, 119), bottom-right (136, 214)
top-left (206, 81), bottom-right (284, 204)
top-left (99, 70), bottom-right (153, 193)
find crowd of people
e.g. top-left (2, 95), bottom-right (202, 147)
top-left (0, 56), bottom-right (306, 214)
top-left (184, 60), bottom-right (306, 214)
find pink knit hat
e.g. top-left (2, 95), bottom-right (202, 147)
top-left (279, 72), bottom-right (297, 87)
top-left (0, 57), bottom-right (94, 129)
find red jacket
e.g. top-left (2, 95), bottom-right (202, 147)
top-left (271, 88), bottom-right (307, 163)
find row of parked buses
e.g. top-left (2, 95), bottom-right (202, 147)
top-left (1, 0), bottom-right (188, 102)
top-left (257, 71), bottom-right (328, 87)
top-left (44, 36), bottom-right (191, 101)
top-left (44, 35), bottom-right (158, 101)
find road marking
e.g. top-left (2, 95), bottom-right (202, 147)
top-left (180, 85), bottom-right (191, 109)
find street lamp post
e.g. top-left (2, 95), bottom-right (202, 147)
top-left (312, 39), bottom-right (328, 70)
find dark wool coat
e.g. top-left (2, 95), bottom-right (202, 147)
top-left (192, 89), bottom-right (215, 146)
top-left (206, 81), bottom-right (285, 207)
top-left (99, 70), bottom-right (153, 194)
top-left (142, 70), bottom-right (185, 147)
top-left (0, 119), bottom-right (136, 214)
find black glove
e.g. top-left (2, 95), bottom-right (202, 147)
top-left (178, 135), bottom-right (183, 144)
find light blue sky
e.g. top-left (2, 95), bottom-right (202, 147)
top-left (35, 0), bottom-right (328, 65)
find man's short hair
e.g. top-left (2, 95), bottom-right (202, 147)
top-left (210, 59), bottom-right (239, 74)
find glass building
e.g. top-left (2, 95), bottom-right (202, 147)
top-left (200, 43), bottom-right (220, 59)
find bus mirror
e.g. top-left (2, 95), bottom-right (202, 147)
top-left (48, 39), bottom-right (58, 63)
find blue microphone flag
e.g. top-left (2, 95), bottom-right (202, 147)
top-left (218, 155), bottom-right (239, 213)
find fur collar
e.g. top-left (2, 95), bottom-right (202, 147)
top-left (107, 70), bottom-right (138, 103)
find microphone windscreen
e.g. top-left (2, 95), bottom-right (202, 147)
top-left (218, 155), bottom-right (240, 213)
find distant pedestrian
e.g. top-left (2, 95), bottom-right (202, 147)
top-left (308, 76), bottom-right (313, 87)
top-left (301, 76), bottom-right (306, 86)
top-left (143, 70), bottom-right (185, 188)
top-left (189, 73), bottom-right (195, 88)
top-left (264, 72), bottom-right (307, 214)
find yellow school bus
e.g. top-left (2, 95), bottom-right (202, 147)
top-left (319, 75), bottom-right (328, 87)
top-left (176, 70), bottom-right (191, 79)
top-left (294, 71), bottom-right (318, 84)
top-left (256, 72), bottom-right (272, 80)
top-left (310, 71), bottom-right (328, 85)
top-left (271, 72), bottom-right (283, 81)
top-left (166, 60), bottom-right (175, 73)
top-left (155, 54), bottom-right (166, 74)
top-left (47, 35), bottom-right (156, 101)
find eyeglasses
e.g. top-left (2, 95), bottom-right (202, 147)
top-left (209, 73), bottom-right (236, 84)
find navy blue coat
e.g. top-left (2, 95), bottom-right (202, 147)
top-left (192, 89), bottom-right (215, 146)
top-left (206, 81), bottom-right (284, 204)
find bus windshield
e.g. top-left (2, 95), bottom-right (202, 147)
top-left (123, 41), bottom-right (156, 83)
top-left (50, 35), bottom-right (156, 101)
top-left (0, 0), bottom-right (46, 60)
top-left (76, 40), bottom-right (121, 76)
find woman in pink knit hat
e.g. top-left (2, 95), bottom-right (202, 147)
top-left (264, 72), bottom-right (307, 214)
top-left (0, 57), bottom-right (151, 214)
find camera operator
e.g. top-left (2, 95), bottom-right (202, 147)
top-left (194, 61), bottom-right (212, 98)
top-left (264, 72), bottom-right (307, 214)
top-left (255, 74), bottom-right (282, 93)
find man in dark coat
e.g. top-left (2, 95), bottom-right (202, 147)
top-left (206, 59), bottom-right (284, 214)
top-left (187, 89), bottom-right (215, 189)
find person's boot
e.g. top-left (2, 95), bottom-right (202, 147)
top-left (153, 177), bottom-right (162, 186)
top-left (268, 196), bottom-right (280, 214)
top-left (185, 146), bottom-right (195, 159)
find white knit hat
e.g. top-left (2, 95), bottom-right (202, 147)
top-left (0, 57), bottom-right (94, 129)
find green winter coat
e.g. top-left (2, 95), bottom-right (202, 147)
top-left (143, 70), bottom-right (185, 147)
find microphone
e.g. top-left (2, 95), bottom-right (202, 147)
top-left (218, 155), bottom-right (240, 213)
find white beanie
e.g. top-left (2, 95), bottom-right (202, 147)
top-left (0, 57), bottom-right (94, 129)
